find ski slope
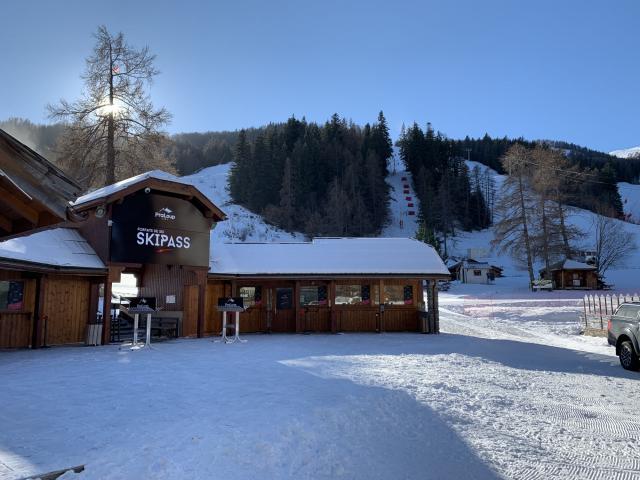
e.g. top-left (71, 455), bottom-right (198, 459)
top-left (381, 156), bottom-right (419, 237)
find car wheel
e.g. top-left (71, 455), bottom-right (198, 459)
top-left (619, 341), bottom-right (640, 371)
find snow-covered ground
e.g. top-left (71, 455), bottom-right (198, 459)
top-left (181, 163), bottom-right (303, 242)
top-left (2, 284), bottom-right (640, 480)
top-left (619, 181), bottom-right (640, 224)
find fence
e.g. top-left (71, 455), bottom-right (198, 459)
top-left (582, 292), bottom-right (640, 330)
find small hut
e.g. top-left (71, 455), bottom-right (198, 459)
top-left (540, 259), bottom-right (598, 290)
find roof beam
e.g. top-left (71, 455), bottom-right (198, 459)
top-left (0, 189), bottom-right (39, 225)
top-left (0, 212), bottom-right (12, 233)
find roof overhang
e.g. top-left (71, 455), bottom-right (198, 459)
top-left (0, 257), bottom-right (107, 276)
top-left (70, 176), bottom-right (226, 221)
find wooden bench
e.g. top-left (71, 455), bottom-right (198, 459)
top-left (151, 317), bottom-right (179, 338)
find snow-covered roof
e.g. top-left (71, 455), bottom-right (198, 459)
top-left (557, 259), bottom-right (596, 271)
top-left (545, 259), bottom-right (596, 272)
top-left (462, 261), bottom-right (490, 269)
top-left (210, 238), bottom-right (450, 277)
top-left (0, 228), bottom-right (105, 270)
top-left (71, 170), bottom-right (184, 206)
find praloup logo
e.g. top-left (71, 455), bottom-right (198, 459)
top-left (155, 207), bottom-right (176, 221)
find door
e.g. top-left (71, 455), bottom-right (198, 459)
top-left (270, 287), bottom-right (295, 332)
top-left (182, 284), bottom-right (199, 336)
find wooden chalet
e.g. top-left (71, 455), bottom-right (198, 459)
top-left (207, 239), bottom-right (448, 334)
top-left (540, 259), bottom-right (598, 290)
top-left (0, 129), bottom-right (449, 349)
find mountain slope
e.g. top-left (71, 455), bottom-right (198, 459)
top-left (448, 161), bottom-right (640, 291)
top-left (610, 146), bottom-right (640, 159)
top-left (180, 163), bottom-right (303, 242)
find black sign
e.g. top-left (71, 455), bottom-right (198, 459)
top-left (127, 297), bottom-right (157, 310)
top-left (276, 288), bottom-right (293, 310)
top-left (110, 192), bottom-right (210, 267)
top-left (7, 281), bottom-right (24, 310)
top-left (217, 297), bottom-right (245, 312)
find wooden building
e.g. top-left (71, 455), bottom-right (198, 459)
top-left (0, 128), bottom-right (82, 238)
top-left (0, 129), bottom-right (449, 349)
top-left (206, 239), bottom-right (449, 334)
top-left (540, 259), bottom-right (599, 290)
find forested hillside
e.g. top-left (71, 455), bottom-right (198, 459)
top-left (229, 113), bottom-right (392, 237)
top-left (170, 128), bottom-right (270, 175)
top-left (403, 130), bottom-right (626, 220)
top-left (1, 116), bottom-right (636, 235)
top-left (397, 123), bottom-right (492, 244)
top-left (0, 118), bottom-right (65, 161)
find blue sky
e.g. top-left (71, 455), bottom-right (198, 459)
top-left (1, 0), bottom-right (638, 152)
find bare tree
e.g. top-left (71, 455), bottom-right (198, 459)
top-left (492, 144), bottom-right (537, 287)
top-left (530, 146), bottom-right (583, 274)
top-left (49, 25), bottom-right (172, 187)
top-left (593, 212), bottom-right (636, 278)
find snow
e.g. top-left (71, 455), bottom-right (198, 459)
top-left (71, 170), bottom-right (186, 206)
top-left (0, 228), bottom-right (104, 269)
top-left (452, 161), bottom-right (640, 292)
top-left (211, 238), bottom-right (450, 276)
top-left (180, 164), bottom-right (303, 243)
top-left (610, 146), bottom-right (640, 159)
top-left (619, 181), bottom-right (640, 224)
top-left (381, 155), bottom-right (419, 237)
top-left (2, 284), bottom-right (640, 479)
top-left (553, 259), bottom-right (596, 270)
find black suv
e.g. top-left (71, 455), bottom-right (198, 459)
top-left (608, 302), bottom-right (640, 370)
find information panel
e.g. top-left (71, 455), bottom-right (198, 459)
top-left (110, 192), bottom-right (210, 267)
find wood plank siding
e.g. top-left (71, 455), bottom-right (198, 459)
top-left (0, 270), bottom-right (98, 348)
top-left (206, 277), bottom-right (427, 334)
top-left (0, 271), bottom-right (36, 348)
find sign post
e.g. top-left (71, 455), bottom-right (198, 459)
top-left (121, 299), bottom-right (156, 350)
top-left (216, 297), bottom-right (246, 344)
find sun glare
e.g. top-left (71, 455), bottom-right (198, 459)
top-left (97, 99), bottom-right (124, 117)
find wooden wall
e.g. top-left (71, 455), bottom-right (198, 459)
top-left (42, 275), bottom-right (91, 345)
top-left (139, 264), bottom-right (194, 311)
top-left (0, 270), bottom-right (37, 348)
top-left (0, 270), bottom-right (97, 348)
top-left (553, 270), bottom-right (598, 290)
top-left (204, 277), bottom-right (427, 335)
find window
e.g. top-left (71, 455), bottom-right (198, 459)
top-left (473, 270), bottom-right (482, 276)
top-left (615, 305), bottom-right (640, 318)
top-left (335, 284), bottom-right (379, 305)
top-left (335, 285), bottom-right (360, 305)
top-left (0, 281), bottom-right (24, 311)
top-left (239, 286), bottom-right (262, 308)
top-left (300, 286), bottom-right (328, 306)
top-left (383, 285), bottom-right (413, 305)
